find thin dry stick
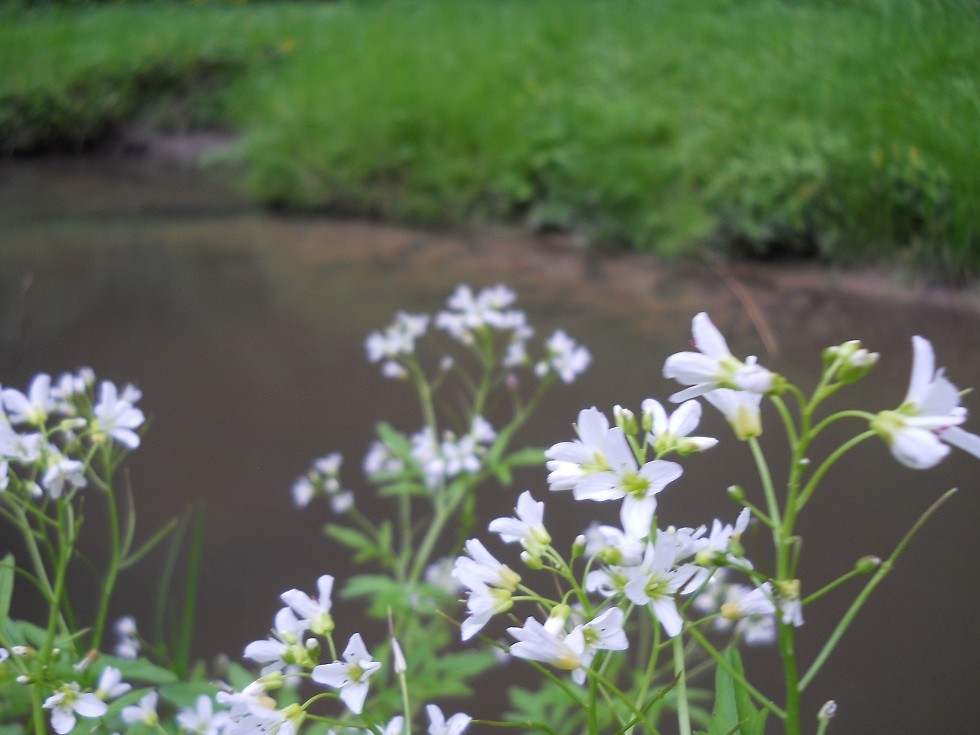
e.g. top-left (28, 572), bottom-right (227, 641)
top-left (706, 257), bottom-right (779, 358)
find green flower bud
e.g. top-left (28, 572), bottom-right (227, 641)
top-left (855, 555), bottom-right (882, 574)
top-left (614, 405), bottom-right (638, 435)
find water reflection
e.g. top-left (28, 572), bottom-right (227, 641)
top-left (1, 158), bottom-right (978, 733)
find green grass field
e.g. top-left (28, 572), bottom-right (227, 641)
top-left (2, 0), bottom-right (979, 277)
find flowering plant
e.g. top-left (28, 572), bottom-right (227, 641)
top-left (1, 287), bottom-right (976, 735)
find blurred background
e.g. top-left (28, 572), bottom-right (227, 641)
top-left (2, 1), bottom-right (979, 732)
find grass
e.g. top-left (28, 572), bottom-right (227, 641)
top-left (2, 0), bottom-right (979, 278)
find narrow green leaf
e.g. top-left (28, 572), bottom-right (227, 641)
top-left (503, 447), bottom-right (547, 468)
top-left (100, 656), bottom-right (179, 685)
top-left (0, 555), bottom-right (14, 631)
top-left (377, 481), bottom-right (430, 498)
top-left (376, 422), bottom-right (412, 455)
top-left (323, 524), bottom-right (374, 551)
top-left (492, 462), bottom-right (513, 486)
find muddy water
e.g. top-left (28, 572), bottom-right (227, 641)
top-left (1, 157), bottom-right (978, 733)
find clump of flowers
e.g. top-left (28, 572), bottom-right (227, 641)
top-left (2, 295), bottom-right (976, 735)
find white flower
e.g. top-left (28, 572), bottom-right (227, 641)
top-left (663, 313), bottom-right (775, 401)
top-left (363, 440), bottom-right (404, 477)
top-left (114, 616), bottom-right (140, 659)
top-left (721, 582), bottom-right (803, 629)
top-left (3, 374), bottom-right (56, 426)
top-left (427, 704), bottom-right (471, 735)
top-left (41, 454), bottom-right (87, 499)
top-left (571, 427), bottom-right (682, 540)
top-left (92, 381), bottom-right (144, 448)
top-left (871, 336), bottom-right (980, 469)
top-left (280, 575), bottom-right (334, 637)
top-left (244, 607), bottom-right (311, 674)
top-left (365, 312), bottom-right (430, 364)
top-left (95, 666), bottom-right (131, 700)
top-left (53, 368), bottom-right (95, 408)
top-left (43, 683), bottom-right (108, 735)
top-left (291, 454), bottom-right (352, 511)
top-left (582, 523), bottom-right (645, 567)
top-left (704, 389), bottom-right (763, 441)
top-left (121, 691), bottom-right (159, 726)
top-left (694, 508), bottom-right (752, 568)
top-left (379, 716), bottom-right (405, 735)
top-left (453, 540), bottom-right (521, 640)
top-left (508, 617), bottom-right (592, 685)
top-left (391, 637), bottom-right (407, 674)
top-left (177, 695), bottom-right (230, 735)
top-left (488, 491), bottom-right (551, 558)
top-left (453, 539), bottom-right (520, 591)
top-left (580, 607), bottom-right (629, 654)
top-left (0, 460), bottom-right (9, 492)
top-left (622, 534), bottom-right (697, 638)
top-left (643, 399), bottom-right (718, 455)
top-left (545, 407), bottom-right (612, 493)
top-left (436, 284), bottom-right (527, 340)
top-left (535, 330), bottom-right (591, 384)
top-left (311, 633), bottom-right (381, 715)
top-left (424, 557), bottom-right (461, 595)
top-left (0, 424), bottom-right (43, 464)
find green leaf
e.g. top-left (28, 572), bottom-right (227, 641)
top-left (226, 662), bottom-right (257, 691)
top-left (377, 481), bottom-right (430, 498)
top-left (0, 555), bottom-right (13, 632)
top-left (323, 524), bottom-right (374, 552)
top-left (158, 681), bottom-right (221, 710)
top-left (101, 655), bottom-right (179, 685)
top-left (340, 574), bottom-right (411, 617)
top-left (503, 447), bottom-right (547, 468)
top-left (492, 462), bottom-right (513, 486)
top-left (707, 648), bottom-right (768, 735)
top-left (376, 422), bottom-right (412, 456)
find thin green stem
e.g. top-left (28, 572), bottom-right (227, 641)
top-left (796, 431), bottom-right (876, 510)
top-left (748, 437), bottom-right (782, 535)
top-left (809, 410), bottom-right (877, 440)
top-left (672, 635), bottom-right (691, 735)
top-left (91, 446), bottom-right (122, 650)
top-left (588, 667), bottom-right (661, 735)
top-left (770, 396), bottom-right (799, 447)
top-left (800, 488), bottom-right (958, 690)
top-left (41, 503), bottom-right (73, 661)
top-left (801, 568), bottom-right (865, 606)
top-left (685, 624), bottom-right (786, 719)
top-left (778, 621), bottom-right (801, 735)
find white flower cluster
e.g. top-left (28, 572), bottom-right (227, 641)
top-left (0, 369), bottom-right (144, 500)
top-left (228, 576), bottom-right (471, 735)
top-left (362, 284), bottom-right (590, 385)
top-left (31, 653), bottom-right (227, 735)
top-left (365, 312), bottom-right (430, 379)
top-left (435, 284), bottom-right (531, 359)
top-left (453, 476), bottom-right (782, 676)
top-left (292, 453), bottom-right (353, 513)
top-left (410, 417), bottom-right (497, 490)
top-left (666, 312), bottom-right (980, 467)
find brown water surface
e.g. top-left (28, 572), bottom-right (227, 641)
top-left (1, 157), bottom-right (978, 733)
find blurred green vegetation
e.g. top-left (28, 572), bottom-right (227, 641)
top-left (2, 0), bottom-right (979, 278)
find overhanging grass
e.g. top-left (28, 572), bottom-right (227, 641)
top-left (2, 0), bottom-right (979, 277)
